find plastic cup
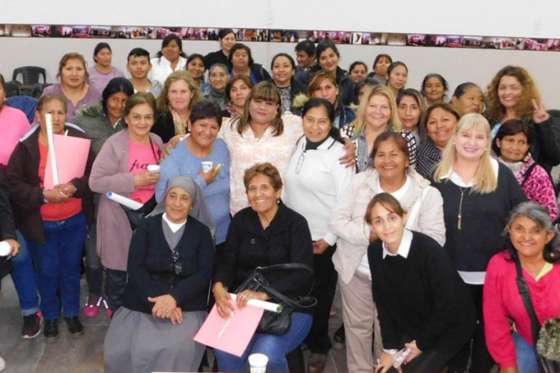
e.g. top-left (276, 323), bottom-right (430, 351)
top-left (248, 353), bottom-right (268, 373)
top-left (0, 241), bottom-right (11, 257)
top-left (201, 161), bottom-right (213, 173)
top-left (147, 164), bottom-right (160, 172)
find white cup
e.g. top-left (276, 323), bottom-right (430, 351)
top-left (147, 164), bottom-right (160, 172)
top-left (0, 241), bottom-right (11, 257)
top-left (201, 161), bottom-right (213, 173)
top-left (248, 353), bottom-right (268, 373)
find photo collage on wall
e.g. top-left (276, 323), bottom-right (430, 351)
top-left (0, 24), bottom-right (557, 52)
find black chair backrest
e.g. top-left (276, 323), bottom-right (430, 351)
top-left (12, 66), bottom-right (47, 85)
top-left (4, 80), bottom-right (21, 97)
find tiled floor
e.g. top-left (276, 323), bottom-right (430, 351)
top-left (0, 277), bottom-right (348, 372)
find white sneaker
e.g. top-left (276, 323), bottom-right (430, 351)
top-left (0, 355), bottom-right (5, 372)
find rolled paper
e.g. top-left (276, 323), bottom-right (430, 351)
top-left (229, 293), bottom-right (282, 313)
top-left (0, 241), bottom-right (11, 257)
top-left (106, 192), bottom-right (143, 210)
top-left (45, 113), bottom-right (60, 186)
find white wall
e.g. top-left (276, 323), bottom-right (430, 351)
top-left (1, 37), bottom-right (559, 107)
top-left (2, 0), bottom-right (560, 38)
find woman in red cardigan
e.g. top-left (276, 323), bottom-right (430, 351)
top-left (483, 201), bottom-right (560, 373)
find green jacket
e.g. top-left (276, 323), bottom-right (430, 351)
top-left (73, 104), bottom-right (124, 156)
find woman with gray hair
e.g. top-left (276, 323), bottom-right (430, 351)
top-left (104, 176), bottom-right (215, 373)
top-left (204, 63), bottom-right (229, 111)
top-left (483, 202), bottom-right (560, 373)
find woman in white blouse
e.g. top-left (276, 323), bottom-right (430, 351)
top-left (284, 98), bottom-right (354, 372)
top-left (149, 34), bottom-right (187, 87)
top-left (330, 131), bottom-right (445, 373)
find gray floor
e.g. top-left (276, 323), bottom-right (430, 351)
top-left (0, 277), bottom-right (347, 373)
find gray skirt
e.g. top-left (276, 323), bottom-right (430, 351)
top-left (104, 307), bottom-right (207, 373)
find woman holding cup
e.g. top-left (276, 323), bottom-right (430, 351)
top-left (157, 100), bottom-right (231, 246)
top-left (89, 92), bottom-right (163, 313)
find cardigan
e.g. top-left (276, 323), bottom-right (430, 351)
top-left (89, 129), bottom-right (163, 270)
top-left (283, 136), bottom-right (354, 245)
top-left (415, 139), bottom-right (441, 180)
top-left (213, 202), bottom-right (314, 299)
top-left (483, 251), bottom-right (560, 368)
top-left (330, 168), bottom-right (446, 284)
top-left (156, 137), bottom-right (231, 244)
top-left (368, 231), bottom-right (475, 351)
top-left (152, 111), bottom-right (179, 144)
top-left (7, 124), bottom-right (94, 244)
top-left (122, 214), bottom-right (215, 313)
top-left (432, 163), bottom-right (527, 274)
top-left (0, 167), bottom-right (16, 241)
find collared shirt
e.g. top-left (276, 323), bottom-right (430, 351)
top-left (382, 229), bottom-right (413, 259)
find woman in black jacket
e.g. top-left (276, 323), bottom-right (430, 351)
top-left (228, 43), bottom-right (271, 84)
top-left (269, 53), bottom-right (305, 114)
top-left (104, 176), bottom-right (215, 373)
top-left (212, 162), bottom-right (314, 373)
top-left (366, 193), bottom-right (475, 373)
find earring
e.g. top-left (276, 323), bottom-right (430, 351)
top-left (276, 199), bottom-right (280, 204)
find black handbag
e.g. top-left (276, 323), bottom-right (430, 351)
top-left (514, 255), bottom-right (560, 373)
top-left (235, 263), bottom-right (317, 335)
top-left (121, 195), bottom-right (157, 230)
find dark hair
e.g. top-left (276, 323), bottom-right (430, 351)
top-left (127, 47), bottom-right (151, 62)
top-left (316, 39), bottom-right (340, 61)
top-left (302, 98), bottom-right (345, 144)
top-left (421, 73), bottom-right (448, 95)
top-left (0, 73), bottom-right (5, 92)
top-left (349, 61), bottom-right (368, 74)
top-left (57, 52), bottom-right (88, 81)
top-left (157, 34), bottom-right (186, 58)
top-left (244, 162), bottom-right (283, 192)
top-left (218, 28), bottom-right (235, 40)
top-left (270, 53), bottom-right (296, 71)
top-left (226, 75), bottom-right (254, 102)
top-left (387, 61), bottom-right (408, 77)
top-left (37, 94), bottom-right (67, 114)
top-left (373, 54), bottom-right (392, 70)
top-left (189, 100), bottom-right (223, 128)
top-left (492, 119), bottom-right (533, 156)
top-left (93, 42), bottom-right (111, 63)
top-left (354, 78), bottom-right (379, 100)
top-left (365, 192), bottom-right (406, 225)
top-left (123, 92), bottom-right (157, 127)
top-left (397, 88), bottom-right (424, 106)
top-left (187, 53), bottom-right (205, 68)
top-left (370, 131), bottom-right (410, 162)
top-left (421, 102), bottom-right (460, 142)
top-left (238, 81), bottom-right (283, 136)
top-left (295, 40), bottom-right (316, 57)
top-left (228, 43), bottom-right (254, 67)
top-left (452, 82), bottom-right (480, 98)
top-left (101, 78), bottom-right (134, 115)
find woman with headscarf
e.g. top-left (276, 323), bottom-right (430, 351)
top-left (104, 176), bottom-right (215, 373)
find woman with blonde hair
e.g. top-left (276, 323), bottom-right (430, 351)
top-left (486, 65), bottom-right (560, 171)
top-left (341, 85), bottom-right (416, 171)
top-left (152, 71), bottom-right (200, 145)
top-left (432, 113), bottom-right (526, 373)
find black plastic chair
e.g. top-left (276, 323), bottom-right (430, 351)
top-left (12, 66), bottom-right (47, 85)
top-left (4, 80), bottom-right (21, 97)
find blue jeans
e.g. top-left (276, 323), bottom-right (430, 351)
top-left (513, 332), bottom-right (540, 373)
top-left (215, 312), bottom-right (313, 373)
top-left (11, 230), bottom-right (40, 316)
top-left (28, 213), bottom-right (86, 320)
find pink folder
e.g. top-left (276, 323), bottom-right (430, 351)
top-left (194, 303), bottom-right (264, 357)
top-left (44, 134), bottom-right (91, 189)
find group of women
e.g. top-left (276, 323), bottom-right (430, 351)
top-left (0, 29), bottom-right (559, 373)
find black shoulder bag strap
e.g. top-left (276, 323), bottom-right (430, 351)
top-left (514, 256), bottom-right (541, 341)
top-left (521, 162), bottom-right (539, 188)
top-left (253, 263), bottom-right (317, 309)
